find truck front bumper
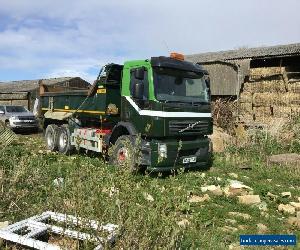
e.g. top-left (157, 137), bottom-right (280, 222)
top-left (142, 137), bottom-right (212, 172)
top-left (9, 120), bottom-right (39, 130)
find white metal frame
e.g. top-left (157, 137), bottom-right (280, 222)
top-left (71, 128), bottom-right (103, 152)
top-left (0, 211), bottom-right (118, 250)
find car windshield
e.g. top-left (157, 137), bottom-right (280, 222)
top-left (153, 67), bottom-right (209, 104)
top-left (6, 106), bottom-right (27, 113)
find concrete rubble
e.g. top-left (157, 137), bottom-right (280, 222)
top-left (278, 204), bottom-right (296, 214)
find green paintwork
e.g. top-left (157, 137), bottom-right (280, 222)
top-left (148, 137), bottom-right (211, 171)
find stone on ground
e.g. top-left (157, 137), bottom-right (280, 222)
top-left (224, 180), bottom-right (253, 197)
top-left (225, 219), bottom-right (237, 224)
top-left (228, 173), bottom-right (238, 178)
top-left (229, 243), bottom-right (244, 250)
top-left (278, 204), bottom-right (296, 214)
top-left (256, 223), bottom-right (268, 234)
top-left (143, 192), bottom-right (154, 202)
top-left (228, 212), bottom-right (251, 220)
top-left (290, 202), bottom-right (300, 211)
top-left (201, 185), bottom-right (223, 196)
top-left (287, 217), bottom-right (300, 229)
top-left (268, 153), bottom-right (300, 164)
top-left (219, 225), bottom-right (238, 233)
top-left (267, 192), bottom-right (278, 200)
top-left (256, 201), bottom-right (268, 211)
top-left (281, 191), bottom-right (292, 198)
top-left (188, 194), bottom-right (210, 203)
top-left (238, 195), bottom-right (261, 205)
top-left (177, 219), bottom-right (190, 228)
top-left (0, 221), bottom-right (9, 229)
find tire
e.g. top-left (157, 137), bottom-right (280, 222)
top-left (45, 124), bottom-right (59, 151)
top-left (57, 125), bottom-right (74, 154)
top-left (110, 135), bottom-right (139, 173)
top-left (5, 120), bottom-right (11, 129)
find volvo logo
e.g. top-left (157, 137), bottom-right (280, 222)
top-left (179, 121), bottom-right (202, 133)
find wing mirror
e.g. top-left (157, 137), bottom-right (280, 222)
top-left (132, 82), bottom-right (144, 100)
top-left (134, 68), bottom-right (145, 80)
top-left (204, 74), bottom-right (210, 89)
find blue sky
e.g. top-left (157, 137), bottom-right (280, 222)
top-left (0, 0), bottom-right (299, 83)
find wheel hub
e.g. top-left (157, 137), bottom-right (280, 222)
top-left (59, 132), bottom-right (67, 148)
top-left (117, 147), bottom-right (128, 163)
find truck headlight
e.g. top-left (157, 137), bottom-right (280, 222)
top-left (9, 116), bottom-right (18, 122)
top-left (158, 143), bottom-right (167, 158)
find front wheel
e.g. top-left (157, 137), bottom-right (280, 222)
top-left (45, 124), bottom-right (59, 151)
top-left (109, 135), bottom-right (139, 173)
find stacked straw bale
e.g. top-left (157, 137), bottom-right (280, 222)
top-left (239, 67), bottom-right (300, 124)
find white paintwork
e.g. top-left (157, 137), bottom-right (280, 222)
top-left (125, 96), bottom-right (211, 118)
top-left (71, 128), bottom-right (103, 152)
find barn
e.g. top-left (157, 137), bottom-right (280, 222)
top-left (0, 77), bottom-right (90, 113)
top-left (186, 43), bottom-right (300, 125)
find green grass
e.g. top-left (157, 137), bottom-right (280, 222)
top-left (0, 133), bottom-right (299, 249)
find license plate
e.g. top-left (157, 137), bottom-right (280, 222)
top-left (182, 156), bottom-right (196, 164)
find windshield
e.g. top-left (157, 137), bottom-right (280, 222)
top-left (153, 67), bottom-right (209, 104)
top-left (6, 106), bottom-right (28, 113)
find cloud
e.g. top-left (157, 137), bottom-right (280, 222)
top-left (0, 0), bottom-right (299, 81)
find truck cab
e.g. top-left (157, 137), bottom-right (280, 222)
top-left (41, 53), bottom-right (213, 172)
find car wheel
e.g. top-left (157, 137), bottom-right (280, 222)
top-left (5, 120), bottom-right (11, 129)
top-left (45, 124), bottom-right (59, 151)
top-left (57, 125), bottom-right (74, 154)
top-left (110, 135), bottom-right (139, 173)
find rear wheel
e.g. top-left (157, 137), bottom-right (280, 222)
top-left (45, 124), bottom-right (59, 151)
top-left (57, 125), bottom-right (74, 154)
top-left (110, 135), bottom-right (139, 173)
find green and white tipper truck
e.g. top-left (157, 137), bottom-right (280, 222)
top-left (41, 53), bottom-right (213, 172)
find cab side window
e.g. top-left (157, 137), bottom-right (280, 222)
top-left (130, 67), bottom-right (149, 100)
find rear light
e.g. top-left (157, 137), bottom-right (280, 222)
top-left (95, 129), bottom-right (111, 134)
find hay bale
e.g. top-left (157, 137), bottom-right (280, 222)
top-left (259, 80), bottom-right (286, 92)
top-left (243, 82), bottom-right (253, 93)
top-left (243, 80), bottom-right (286, 93)
top-left (239, 92), bottom-right (252, 103)
top-left (238, 114), bottom-right (254, 123)
top-left (0, 100), bottom-right (12, 105)
top-left (291, 105), bottom-right (300, 116)
top-left (250, 67), bottom-right (282, 77)
top-left (253, 107), bottom-right (272, 117)
top-left (253, 93), bottom-right (279, 106)
top-left (273, 106), bottom-right (291, 118)
top-left (254, 116), bottom-right (275, 124)
top-left (239, 103), bottom-right (252, 114)
top-left (279, 93), bottom-right (300, 106)
top-left (288, 82), bottom-right (300, 93)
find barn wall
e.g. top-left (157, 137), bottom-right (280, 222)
top-left (202, 62), bottom-right (239, 96)
top-left (0, 92), bottom-right (30, 109)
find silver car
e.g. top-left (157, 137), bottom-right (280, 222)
top-left (0, 105), bottom-right (39, 131)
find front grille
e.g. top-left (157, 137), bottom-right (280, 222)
top-left (18, 116), bottom-right (35, 120)
top-left (14, 121), bottom-right (36, 125)
top-left (169, 120), bottom-right (209, 134)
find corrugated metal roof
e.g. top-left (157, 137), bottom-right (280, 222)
top-left (186, 43), bottom-right (300, 63)
top-left (0, 77), bottom-right (80, 92)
